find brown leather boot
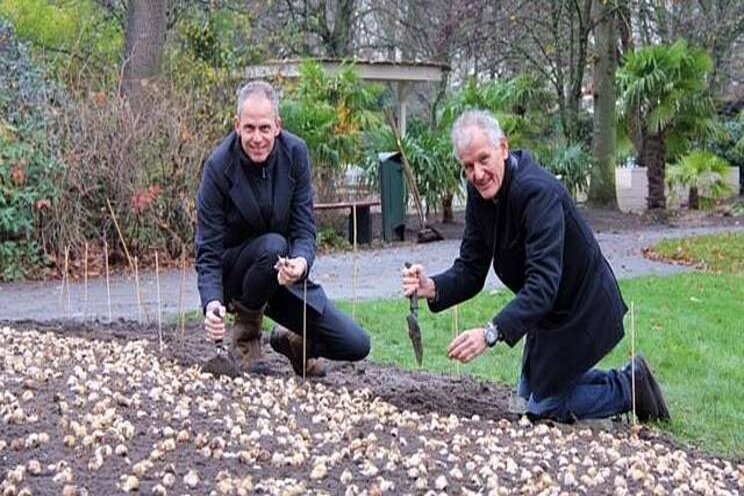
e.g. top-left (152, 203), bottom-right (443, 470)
top-left (230, 302), bottom-right (264, 371)
top-left (269, 325), bottom-right (326, 377)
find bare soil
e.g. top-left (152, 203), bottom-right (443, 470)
top-left (1, 320), bottom-right (741, 495)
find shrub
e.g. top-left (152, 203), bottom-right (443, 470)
top-left (0, 21), bottom-right (63, 280)
top-left (281, 62), bottom-right (384, 201)
top-left (543, 143), bottom-right (592, 199)
top-left (666, 150), bottom-right (732, 209)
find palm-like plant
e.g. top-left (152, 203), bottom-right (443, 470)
top-left (666, 150), bottom-right (732, 210)
top-left (281, 62), bottom-right (384, 201)
top-left (439, 75), bottom-right (551, 150)
top-left (617, 40), bottom-right (715, 210)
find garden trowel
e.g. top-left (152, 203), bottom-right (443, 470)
top-left (202, 309), bottom-right (242, 379)
top-left (404, 262), bottom-right (424, 367)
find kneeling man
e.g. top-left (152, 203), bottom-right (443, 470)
top-left (402, 110), bottom-right (669, 423)
top-left (196, 81), bottom-right (370, 376)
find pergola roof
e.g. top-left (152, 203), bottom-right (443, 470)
top-left (244, 58), bottom-right (450, 135)
top-left (245, 58), bottom-right (448, 83)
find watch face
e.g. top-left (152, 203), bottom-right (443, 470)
top-left (485, 327), bottom-right (497, 346)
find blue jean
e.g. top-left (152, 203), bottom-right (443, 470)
top-left (518, 367), bottom-right (632, 422)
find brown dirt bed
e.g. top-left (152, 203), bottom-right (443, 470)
top-left (1, 320), bottom-right (742, 494)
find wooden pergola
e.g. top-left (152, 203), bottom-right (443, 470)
top-left (244, 58), bottom-right (449, 136)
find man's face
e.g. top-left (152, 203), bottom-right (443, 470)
top-left (235, 94), bottom-right (281, 164)
top-left (457, 127), bottom-right (509, 201)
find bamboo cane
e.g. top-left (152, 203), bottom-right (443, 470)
top-left (65, 245), bottom-right (72, 315)
top-left (105, 198), bottom-right (134, 272)
top-left (302, 277), bottom-right (308, 382)
top-left (453, 304), bottom-right (460, 376)
top-left (134, 256), bottom-right (143, 322)
top-left (104, 240), bottom-right (112, 323)
top-left (631, 301), bottom-right (637, 426)
top-left (177, 249), bottom-right (187, 342)
top-left (83, 242), bottom-right (88, 319)
top-left (155, 250), bottom-right (163, 351)
top-left (352, 202), bottom-right (358, 319)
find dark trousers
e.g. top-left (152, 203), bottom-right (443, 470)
top-left (223, 233), bottom-right (370, 362)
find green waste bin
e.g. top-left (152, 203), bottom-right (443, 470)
top-left (379, 152), bottom-right (406, 242)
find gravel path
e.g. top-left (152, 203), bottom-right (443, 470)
top-left (0, 225), bottom-right (741, 322)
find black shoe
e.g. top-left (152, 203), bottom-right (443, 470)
top-left (637, 355), bottom-right (671, 421)
top-left (627, 355), bottom-right (671, 422)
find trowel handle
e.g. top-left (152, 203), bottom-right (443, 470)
top-left (403, 262), bottom-right (419, 311)
top-left (211, 308), bottom-right (227, 352)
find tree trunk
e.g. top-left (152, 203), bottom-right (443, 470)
top-left (588, 0), bottom-right (618, 209)
top-left (688, 187), bottom-right (699, 210)
top-left (328, 0), bottom-right (355, 57)
top-left (122, 0), bottom-right (166, 102)
top-left (641, 132), bottom-right (667, 210)
top-left (441, 194), bottom-right (453, 224)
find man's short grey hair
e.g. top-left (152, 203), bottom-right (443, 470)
top-left (236, 80), bottom-right (280, 117)
top-left (451, 110), bottom-right (505, 160)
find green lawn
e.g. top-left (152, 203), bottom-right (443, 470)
top-left (652, 232), bottom-right (744, 274)
top-left (338, 272), bottom-right (744, 458)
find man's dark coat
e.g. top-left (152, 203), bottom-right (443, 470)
top-left (429, 151), bottom-right (627, 399)
top-left (195, 130), bottom-right (327, 314)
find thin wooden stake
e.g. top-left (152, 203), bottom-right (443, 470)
top-left (64, 246), bottom-right (71, 315)
top-left (104, 240), bottom-right (112, 323)
top-left (105, 198), bottom-right (134, 272)
top-left (352, 202), bottom-right (358, 319)
top-left (631, 301), bottom-right (637, 426)
top-left (177, 250), bottom-right (187, 342)
top-left (155, 251), bottom-right (163, 351)
top-left (58, 248), bottom-right (66, 307)
top-left (134, 256), bottom-right (143, 322)
top-left (453, 304), bottom-right (460, 376)
top-left (302, 278), bottom-right (308, 382)
top-left (83, 242), bottom-right (88, 319)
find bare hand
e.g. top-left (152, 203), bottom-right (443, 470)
top-left (276, 256), bottom-right (308, 286)
top-left (447, 328), bottom-right (488, 363)
top-left (401, 263), bottom-right (436, 299)
top-left (204, 300), bottom-right (226, 342)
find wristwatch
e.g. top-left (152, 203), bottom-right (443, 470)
top-left (484, 321), bottom-right (502, 347)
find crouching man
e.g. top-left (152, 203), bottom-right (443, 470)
top-left (196, 81), bottom-right (370, 376)
top-left (402, 110), bottom-right (670, 423)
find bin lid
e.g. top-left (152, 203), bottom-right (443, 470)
top-left (378, 151), bottom-right (401, 162)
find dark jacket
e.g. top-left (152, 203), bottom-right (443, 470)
top-left (195, 130), bottom-right (327, 313)
top-left (429, 151), bottom-right (627, 399)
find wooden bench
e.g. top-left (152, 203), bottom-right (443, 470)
top-left (314, 200), bottom-right (381, 244)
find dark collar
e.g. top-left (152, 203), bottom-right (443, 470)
top-left (234, 134), bottom-right (278, 174)
top-left (492, 153), bottom-right (517, 205)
